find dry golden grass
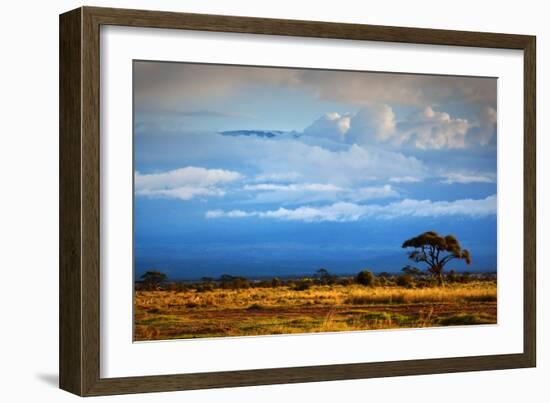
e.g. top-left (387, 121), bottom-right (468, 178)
top-left (134, 282), bottom-right (496, 341)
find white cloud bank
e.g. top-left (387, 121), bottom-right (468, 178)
top-left (135, 166), bottom-right (242, 200)
top-left (441, 172), bottom-right (495, 184)
top-left (396, 106), bottom-right (470, 149)
top-left (243, 183), bottom-right (399, 204)
top-left (389, 176), bottom-right (422, 183)
top-left (206, 195), bottom-right (496, 222)
top-left (136, 131), bottom-right (427, 187)
top-left (303, 105), bottom-right (496, 150)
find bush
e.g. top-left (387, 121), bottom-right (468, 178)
top-left (396, 274), bottom-right (414, 288)
top-left (195, 282), bottom-right (214, 292)
top-left (414, 277), bottom-right (437, 288)
top-left (446, 270), bottom-right (458, 283)
top-left (218, 274), bottom-right (251, 289)
top-left (168, 282), bottom-right (189, 292)
top-left (377, 276), bottom-right (391, 286)
top-left (256, 280), bottom-right (271, 288)
top-left (458, 271), bottom-right (473, 283)
top-left (140, 270), bottom-right (168, 290)
top-left (293, 278), bottom-right (313, 291)
top-left (401, 265), bottom-right (426, 278)
top-left (338, 277), bottom-right (354, 286)
top-left (356, 270), bottom-right (375, 287)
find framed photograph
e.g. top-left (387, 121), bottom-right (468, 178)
top-left (59, 6), bottom-right (536, 396)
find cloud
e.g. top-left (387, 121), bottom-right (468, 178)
top-left (351, 185), bottom-right (400, 202)
top-left (135, 109), bottom-right (254, 135)
top-left (470, 106), bottom-right (497, 146)
top-left (139, 109), bottom-right (252, 119)
top-left (298, 70), bottom-right (496, 108)
top-left (137, 187), bottom-right (226, 200)
top-left (389, 176), bottom-right (422, 183)
top-left (135, 61), bottom-right (497, 112)
top-left (303, 112), bottom-right (351, 140)
top-left (252, 172), bottom-right (302, 183)
top-left (135, 61), bottom-right (497, 153)
top-left (346, 105), bottom-right (396, 144)
top-left (441, 173), bottom-right (495, 184)
top-left (244, 183), bottom-right (342, 192)
top-left (255, 142), bottom-right (426, 186)
top-left (134, 62), bottom-right (299, 110)
top-left (135, 131), bottom-right (428, 187)
top-left (242, 183), bottom-right (399, 204)
top-left (206, 195), bottom-right (496, 222)
top-left (305, 106), bottom-right (482, 150)
top-left (174, 109), bottom-right (251, 118)
top-left (395, 106), bottom-right (471, 149)
top-left (135, 166), bottom-right (242, 200)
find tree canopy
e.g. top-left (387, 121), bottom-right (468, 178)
top-left (140, 270), bottom-right (167, 290)
top-left (402, 231), bottom-right (471, 285)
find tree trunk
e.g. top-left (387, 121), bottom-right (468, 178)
top-left (437, 272), bottom-right (444, 286)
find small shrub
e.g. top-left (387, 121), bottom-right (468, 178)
top-left (338, 277), bottom-right (354, 286)
top-left (356, 270), bottom-right (375, 287)
top-left (396, 274), bottom-right (415, 288)
top-left (195, 283), bottom-right (214, 292)
top-left (293, 278), bottom-right (313, 291)
top-left (446, 270), bottom-right (458, 283)
top-left (168, 282), bottom-right (189, 292)
top-left (218, 274), bottom-right (251, 289)
top-left (377, 276), bottom-right (391, 286)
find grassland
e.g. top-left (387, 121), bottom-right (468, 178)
top-left (134, 280), bottom-right (496, 341)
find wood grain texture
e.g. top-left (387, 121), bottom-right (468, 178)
top-left (86, 6), bottom-right (531, 49)
top-left (523, 38), bottom-right (537, 367)
top-left (80, 6), bottom-right (102, 396)
top-left (59, 8), bottom-right (82, 396)
top-left (59, 6), bottom-right (537, 396)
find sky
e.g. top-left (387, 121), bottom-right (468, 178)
top-left (133, 61), bottom-right (497, 280)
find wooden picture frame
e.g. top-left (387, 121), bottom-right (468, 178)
top-left (59, 6), bottom-right (536, 396)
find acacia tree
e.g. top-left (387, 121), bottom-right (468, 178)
top-left (140, 270), bottom-right (167, 290)
top-left (401, 231), bottom-right (471, 285)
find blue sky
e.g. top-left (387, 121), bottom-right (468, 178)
top-left (133, 61), bottom-right (497, 280)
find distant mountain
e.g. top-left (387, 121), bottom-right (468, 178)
top-left (135, 250), bottom-right (497, 281)
top-left (220, 129), bottom-right (299, 139)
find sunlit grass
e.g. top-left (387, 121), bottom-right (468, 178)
top-left (134, 282), bottom-right (497, 341)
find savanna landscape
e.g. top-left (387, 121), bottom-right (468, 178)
top-left (134, 232), bottom-right (497, 341)
top-left (133, 62), bottom-right (498, 342)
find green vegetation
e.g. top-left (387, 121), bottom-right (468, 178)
top-left (356, 270), bottom-right (375, 287)
top-left (140, 270), bottom-right (168, 290)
